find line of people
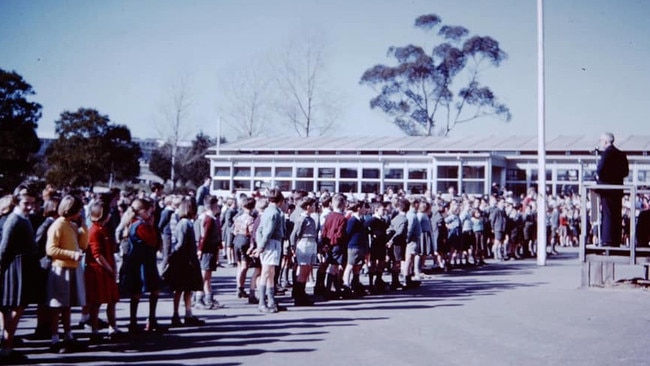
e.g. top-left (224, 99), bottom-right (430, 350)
top-left (5, 179), bottom-right (645, 363)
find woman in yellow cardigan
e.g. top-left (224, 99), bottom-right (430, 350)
top-left (46, 195), bottom-right (88, 354)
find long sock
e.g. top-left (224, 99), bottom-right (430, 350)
top-left (265, 286), bottom-right (276, 307)
top-left (149, 296), bottom-right (158, 323)
top-left (258, 285), bottom-right (266, 308)
top-left (391, 272), bottom-right (400, 286)
top-left (129, 299), bottom-right (139, 325)
top-left (315, 271), bottom-right (326, 292)
top-left (325, 273), bottom-right (333, 293)
top-left (333, 274), bottom-right (342, 292)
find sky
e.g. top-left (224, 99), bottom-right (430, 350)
top-left (1, 0), bottom-right (649, 142)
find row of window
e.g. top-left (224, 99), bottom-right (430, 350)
top-left (212, 179), bottom-right (430, 195)
top-left (214, 166), bottom-right (486, 180)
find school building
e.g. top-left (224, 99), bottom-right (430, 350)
top-left (206, 135), bottom-right (650, 198)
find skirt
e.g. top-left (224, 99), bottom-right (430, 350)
top-left (0, 254), bottom-right (44, 307)
top-left (85, 263), bottom-right (119, 305)
top-left (47, 265), bottom-right (86, 308)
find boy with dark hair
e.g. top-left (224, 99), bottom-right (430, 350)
top-left (320, 194), bottom-right (347, 299)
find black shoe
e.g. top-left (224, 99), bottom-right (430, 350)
top-left (0, 350), bottom-right (27, 363)
top-left (183, 316), bottom-right (206, 326)
top-left (237, 289), bottom-right (248, 298)
top-left (248, 295), bottom-right (260, 305)
top-left (26, 324), bottom-right (52, 340)
top-left (170, 315), bottom-right (183, 328)
top-left (89, 333), bottom-right (104, 344)
top-left (294, 297), bottom-right (314, 307)
top-left (57, 339), bottom-right (87, 354)
top-left (406, 280), bottom-right (421, 289)
top-left (145, 321), bottom-right (168, 333)
top-left (128, 323), bottom-right (142, 335)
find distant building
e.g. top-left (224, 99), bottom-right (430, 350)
top-left (206, 135), bottom-right (650, 198)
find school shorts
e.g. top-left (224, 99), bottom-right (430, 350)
top-left (295, 238), bottom-right (318, 265)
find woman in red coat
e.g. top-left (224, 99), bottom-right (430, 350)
top-left (85, 202), bottom-right (121, 341)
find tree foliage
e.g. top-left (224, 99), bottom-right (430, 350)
top-left (149, 142), bottom-right (174, 184)
top-left (45, 108), bottom-right (141, 189)
top-left (360, 13), bottom-right (511, 136)
top-left (149, 132), bottom-right (223, 189)
top-left (0, 69), bottom-right (42, 191)
top-left (178, 132), bottom-right (218, 187)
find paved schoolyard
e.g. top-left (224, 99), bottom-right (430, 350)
top-left (13, 248), bottom-right (650, 365)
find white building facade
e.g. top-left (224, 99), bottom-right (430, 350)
top-left (206, 135), bottom-right (650, 198)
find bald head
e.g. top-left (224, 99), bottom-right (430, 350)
top-left (599, 132), bottom-right (615, 149)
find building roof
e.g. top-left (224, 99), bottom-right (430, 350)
top-left (209, 135), bottom-right (650, 154)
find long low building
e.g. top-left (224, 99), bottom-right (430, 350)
top-left (206, 135), bottom-right (650, 198)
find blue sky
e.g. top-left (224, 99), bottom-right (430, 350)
top-left (1, 0), bottom-right (649, 142)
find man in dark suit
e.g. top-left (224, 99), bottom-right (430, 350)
top-left (596, 132), bottom-right (629, 246)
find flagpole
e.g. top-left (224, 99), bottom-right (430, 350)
top-left (537, 0), bottom-right (547, 266)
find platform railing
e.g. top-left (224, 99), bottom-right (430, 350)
top-left (579, 183), bottom-right (650, 285)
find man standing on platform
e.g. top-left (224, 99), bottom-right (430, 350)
top-left (596, 132), bottom-right (629, 246)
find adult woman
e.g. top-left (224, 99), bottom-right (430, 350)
top-left (0, 187), bottom-right (41, 361)
top-left (46, 194), bottom-right (88, 353)
top-left (120, 198), bottom-right (163, 333)
top-left (85, 201), bottom-right (121, 341)
top-left (166, 197), bottom-right (204, 326)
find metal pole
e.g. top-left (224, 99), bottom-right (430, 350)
top-left (217, 116), bottom-right (221, 156)
top-left (537, 0), bottom-right (547, 266)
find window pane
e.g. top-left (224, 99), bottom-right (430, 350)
top-left (255, 167), bottom-right (272, 177)
top-left (407, 183), bottom-right (426, 195)
top-left (296, 181), bottom-right (314, 192)
top-left (234, 167), bottom-right (250, 177)
top-left (317, 181), bottom-right (335, 193)
top-left (583, 169), bottom-right (596, 181)
top-left (212, 180), bottom-right (229, 190)
top-left (508, 183), bottom-right (528, 197)
top-left (462, 181), bottom-right (484, 195)
top-left (408, 168), bottom-right (427, 180)
top-left (340, 168), bottom-right (358, 179)
top-left (363, 168), bottom-right (380, 179)
top-left (531, 169), bottom-right (552, 181)
top-left (361, 181), bottom-right (380, 194)
top-left (214, 167), bottom-right (230, 177)
top-left (437, 166), bottom-right (458, 179)
top-left (276, 167), bottom-right (292, 178)
top-left (318, 168), bottom-right (335, 178)
top-left (338, 181), bottom-right (357, 193)
top-left (234, 180), bottom-right (251, 190)
top-left (276, 180), bottom-right (292, 191)
top-left (557, 169), bottom-right (579, 181)
top-left (462, 166), bottom-right (484, 179)
top-left (436, 181), bottom-right (456, 193)
top-left (384, 168), bottom-right (403, 179)
top-left (507, 169), bottom-right (527, 181)
top-left (297, 168), bottom-right (313, 178)
top-left (638, 170), bottom-right (650, 183)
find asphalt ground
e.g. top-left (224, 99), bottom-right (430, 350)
top-left (9, 247), bottom-right (650, 366)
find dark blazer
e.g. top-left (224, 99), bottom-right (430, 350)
top-left (597, 145), bottom-right (629, 185)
